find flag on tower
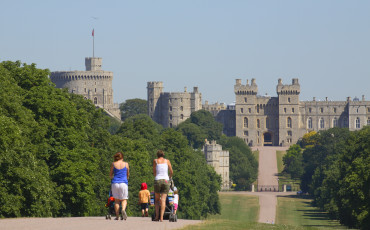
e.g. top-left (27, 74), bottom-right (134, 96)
top-left (92, 29), bottom-right (94, 37)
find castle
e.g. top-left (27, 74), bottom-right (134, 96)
top-left (147, 82), bottom-right (202, 128)
top-left (50, 57), bottom-right (121, 119)
top-left (202, 140), bottom-right (230, 190)
top-left (147, 79), bottom-right (370, 147)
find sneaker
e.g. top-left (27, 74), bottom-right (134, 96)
top-left (122, 210), bottom-right (127, 220)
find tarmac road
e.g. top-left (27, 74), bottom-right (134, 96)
top-left (0, 216), bottom-right (202, 230)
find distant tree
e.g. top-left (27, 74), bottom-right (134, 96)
top-left (218, 136), bottom-right (258, 191)
top-left (282, 144), bottom-right (303, 179)
top-left (119, 98), bottom-right (147, 121)
top-left (300, 131), bottom-right (318, 148)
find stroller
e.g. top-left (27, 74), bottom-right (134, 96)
top-left (105, 191), bottom-right (122, 220)
top-left (150, 180), bottom-right (177, 222)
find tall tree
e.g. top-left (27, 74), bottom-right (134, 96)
top-left (119, 98), bottom-right (147, 121)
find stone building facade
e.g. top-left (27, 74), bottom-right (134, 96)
top-left (232, 78), bottom-right (370, 147)
top-left (50, 57), bottom-right (121, 119)
top-left (202, 140), bottom-right (230, 190)
top-left (147, 82), bottom-right (202, 128)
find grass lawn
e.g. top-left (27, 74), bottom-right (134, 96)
top-left (182, 193), bottom-right (259, 229)
top-left (276, 196), bottom-right (345, 229)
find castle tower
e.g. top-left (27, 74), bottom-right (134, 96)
top-left (203, 140), bottom-right (230, 190)
top-left (147, 81), bottom-right (163, 121)
top-left (50, 57), bottom-right (121, 119)
top-left (234, 78), bottom-right (258, 146)
top-left (277, 78), bottom-right (301, 146)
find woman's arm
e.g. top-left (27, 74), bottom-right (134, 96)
top-left (109, 163), bottom-right (114, 179)
top-left (126, 162), bottom-right (130, 180)
top-left (167, 160), bottom-right (173, 178)
top-left (153, 159), bottom-right (157, 176)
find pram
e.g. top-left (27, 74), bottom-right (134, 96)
top-left (150, 189), bottom-right (178, 222)
top-left (105, 191), bottom-right (122, 220)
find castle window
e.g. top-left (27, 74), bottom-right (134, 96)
top-left (169, 123), bottom-right (172, 128)
top-left (287, 131), bottom-right (292, 136)
top-left (292, 108), bottom-right (294, 113)
top-left (367, 117), bottom-right (370, 126)
top-left (244, 97), bottom-right (247, 103)
top-left (320, 118), bottom-right (325, 129)
top-left (356, 117), bottom-right (360, 129)
top-left (257, 119), bottom-right (260, 128)
top-left (244, 117), bottom-right (248, 128)
top-left (95, 82), bottom-right (96, 85)
top-left (288, 97), bottom-right (291, 103)
top-left (241, 108), bottom-right (244, 113)
top-left (357, 108), bottom-right (359, 113)
top-left (333, 107), bottom-right (337, 113)
top-left (368, 107), bottom-right (370, 112)
top-left (180, 98), bottom-right (183, 102)
top-left (309, 107), bottom-right (312, 113)
top-left (84, 88), bottom-right (86, 93)
top-left (249, 108), bottom-right (251, 113)
top-left (180, 106), bottom-right (183, 111)
top-left (94, 97), bottom-right (98, 104)
top-left (170, 115), bottom-right (172, 120)
top-left (257, 107), bottom-right (259, 113)
top-left (343, 117), bottom-right (348, 127)
top-left (244, 131), bottom-right (248, 136)
top-left (257, 138), bottom-right (260, 144)
top-left (308, 117), bottom-right (312, 129)
top-left (333, 117), bottom-right (338, 127)
top-left (284, 108), bottom-right (286, 113)
top-left (287, 117), bottom-right (292, 128)
top-left (320, 108), bottom-right (324, 113)
top-left (181, 114), bottom-right (184, 120)
top-left (95, 88), bottom-right (96, 92)
top-left (169, 106), bottom-right (172, 111)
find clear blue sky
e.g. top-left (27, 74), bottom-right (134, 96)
top-left (1, 0), bottom-right (369, 104)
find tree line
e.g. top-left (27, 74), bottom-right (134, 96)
top-left (0, 61), bottom-right (220, 219)
top-left (283, 127), bottom-right (369, 229)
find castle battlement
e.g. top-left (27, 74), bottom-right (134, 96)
top-left (276, 78), bottom-right (300, 95)
top-left (234, 78), bottom-right (258, 95)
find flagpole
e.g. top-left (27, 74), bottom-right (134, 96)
top-left (93, 29), bottom-right (95, 58)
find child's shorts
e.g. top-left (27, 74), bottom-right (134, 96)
top-left (174, 203), bottom-right (178, 210)
top-left (141, 203), bottom-right (149, 210)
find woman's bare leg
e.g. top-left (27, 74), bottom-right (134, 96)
top-left (155, 193), bottom-right (160, 220)
top-left (114, 199), bottom-right (121, 219)
top-left (160, 193), bottom-right (167, 221)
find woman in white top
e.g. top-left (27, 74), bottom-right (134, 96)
top-left (153, 150), bottom-right (173, 222)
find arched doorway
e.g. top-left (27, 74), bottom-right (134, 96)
top-left (263, 132), bottom-right (273, 146)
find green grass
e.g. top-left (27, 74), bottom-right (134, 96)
top-left (253, 150), bottom-right (259, 163)
top-left (182, 193), bottom-right (259, 229)
top-left (276, 150), bottom-right (300, 191)
top-left (276, 196), bottom-right (345, 229)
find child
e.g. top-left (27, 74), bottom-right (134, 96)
top-left (173, 187), bottom-right (179, 215)
top-left (138, 182), bottom-right (150, 217)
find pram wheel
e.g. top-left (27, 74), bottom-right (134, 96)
top-left (174, 214), bottom-right (177, 222)
top-left (169, 214), bottom-right (175, 222)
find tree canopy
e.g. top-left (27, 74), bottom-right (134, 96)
top-left (119, 98), bottom-right (147, 121)
top-left (0, 61), bottom-right (220, 219)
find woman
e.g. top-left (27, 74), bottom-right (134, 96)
top-left (153, 150), bottom-right (173, 222)
top-left (110, 152), bottom-right (129, 220)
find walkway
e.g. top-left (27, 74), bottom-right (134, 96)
top-left (251, 146), bottom-right (289, 223)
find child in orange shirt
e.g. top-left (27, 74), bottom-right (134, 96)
top-left (138, 182), bottom-right (150, 217)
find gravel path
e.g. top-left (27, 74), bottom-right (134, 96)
top-left (0, 217), bottom-right (202, 230)
top-left (251, 146), bottom-right (289, 223)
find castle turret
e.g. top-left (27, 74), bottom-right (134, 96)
top-left (147, 81), bottom-right (163, 121)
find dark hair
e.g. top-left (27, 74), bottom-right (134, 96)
top-left (156, 150), bottom-right (165, 158)
top-left (114, 152), bottom-right (123, 161)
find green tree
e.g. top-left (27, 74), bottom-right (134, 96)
top-left (283, 144), bottom-right (303, 179)
top-left (119, 98), bottom-right (147, 121)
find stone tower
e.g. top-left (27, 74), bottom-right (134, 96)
top-left (147, 82), bottom-right (202, 128)
top-left (276, 78), bottom-right (302, 146)
top-left (203, 140), bottom-right (230, 190)
top-left (50, 57), bottom-right (121, 119)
